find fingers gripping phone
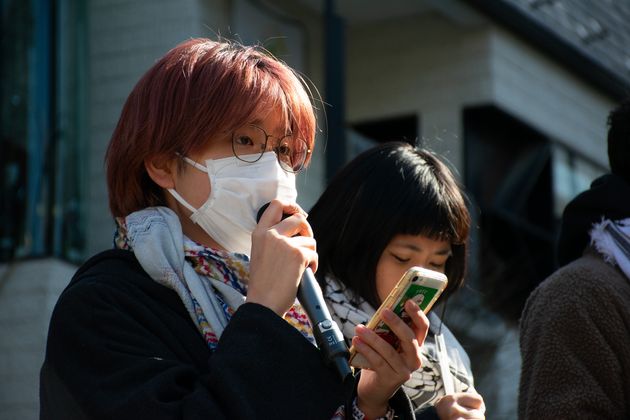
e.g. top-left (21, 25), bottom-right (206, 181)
top-left (348, 266), bottom-right (448, 369)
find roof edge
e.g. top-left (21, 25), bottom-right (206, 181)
top-left (463, 0), bottom-right (630, 100)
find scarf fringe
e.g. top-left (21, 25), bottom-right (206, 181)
top-left (590, 218), bottom-right (630, 281)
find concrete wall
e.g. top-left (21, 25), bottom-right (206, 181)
top-left (0, 259), bottom-right (77, 420)
top-left (489, 27), bottom-right (612, 166)
top-left (346, 10), bottom-right (614, 174)
top-left (347, 11), bottom-right (494, 174)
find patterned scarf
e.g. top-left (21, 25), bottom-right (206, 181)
top-left (323, 275), bottom-right (473, 409)
top-left (590, 218), bottom-right (630, 280)
top-left (115, 207), bottom-right (314, 350)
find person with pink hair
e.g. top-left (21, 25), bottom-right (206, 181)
top-left (40, 39), bottom-right (430, 420)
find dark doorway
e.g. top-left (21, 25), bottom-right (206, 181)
top-left (347, 114), bottom-right (419, 161)
top-left (353, 114), bottom-right (418, 144)
top-left (464, 105), bottom-right (555, 323)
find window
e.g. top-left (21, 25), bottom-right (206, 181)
top-left (463, 105), bottom-right (555, 322)
top-left (552, 145), bottom-right (606, 219)
top-left (1, 0), bottom-right (87, 262)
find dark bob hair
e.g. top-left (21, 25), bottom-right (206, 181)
top-left (308, 142), bottom-right (471, 308)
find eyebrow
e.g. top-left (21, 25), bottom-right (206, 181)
top-left (248, 120), bottom-right (292, 137)
top-left (393, 243), bottom-right (452, 256)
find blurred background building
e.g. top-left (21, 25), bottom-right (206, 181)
top-left (2, 0), bottom-right (629, 418)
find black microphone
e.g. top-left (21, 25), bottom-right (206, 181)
top-left (257, 203), bottom-right (352, 382)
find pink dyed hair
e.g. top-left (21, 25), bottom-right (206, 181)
top-left (106, 38), bottom-right (316, 217)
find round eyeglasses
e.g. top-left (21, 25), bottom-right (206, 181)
top-left (232, 124), bottom-right (310, 173)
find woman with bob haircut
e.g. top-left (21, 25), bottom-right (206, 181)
top-left (309, 142), bottom-right (486, 419)
top-left (40, 39), bottom-right (430, 420)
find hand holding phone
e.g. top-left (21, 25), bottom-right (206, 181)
top-left (349, 266), bottom-right (447, 369)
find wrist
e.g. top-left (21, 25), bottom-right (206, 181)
top-left (245, 295), bottom-right (285, 316)
top-left (356, 395), bottom-right (388, 420)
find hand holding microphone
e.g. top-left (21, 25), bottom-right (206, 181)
top-left (247, 200), bottom-right (352, 381)
top-left (247, 200), bottom-right (316, 315)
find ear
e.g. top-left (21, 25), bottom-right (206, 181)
top-left (145, 155), bottom-right (177, 189)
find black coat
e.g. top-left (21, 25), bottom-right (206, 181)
top-left (557, 173), bottom-right (630, 266)
top-left (40, 249), bottom-right (424, 419)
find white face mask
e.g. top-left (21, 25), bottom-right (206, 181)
top-left (167, 152), bottom-right (297, 256)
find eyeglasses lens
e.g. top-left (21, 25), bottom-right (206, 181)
top-left (232, 125), bottom-right (308, 172)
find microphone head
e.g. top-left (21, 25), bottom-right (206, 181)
top-left (256, 202), bottom-right (271, 223)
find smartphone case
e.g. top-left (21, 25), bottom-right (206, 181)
top-left (348, 266), bottom-right (447, 369)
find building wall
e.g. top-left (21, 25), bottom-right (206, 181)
top-left (346, 10), bottom-right (613, 174)
top-left (490, 28), bottom-right (612, 165)
top-left (0, 259), bottom-right (77, 420)
top-left (346, 12), bottom-right (494, 174)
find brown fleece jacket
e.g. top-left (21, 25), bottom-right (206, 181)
top-left (519, 249), bottom-right (630, 419)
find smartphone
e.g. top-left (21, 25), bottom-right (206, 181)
top-left (348, 266), bottom-right (448, 369)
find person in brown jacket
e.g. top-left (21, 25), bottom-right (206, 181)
top-left (519, 99), bottom-right (630, 419)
